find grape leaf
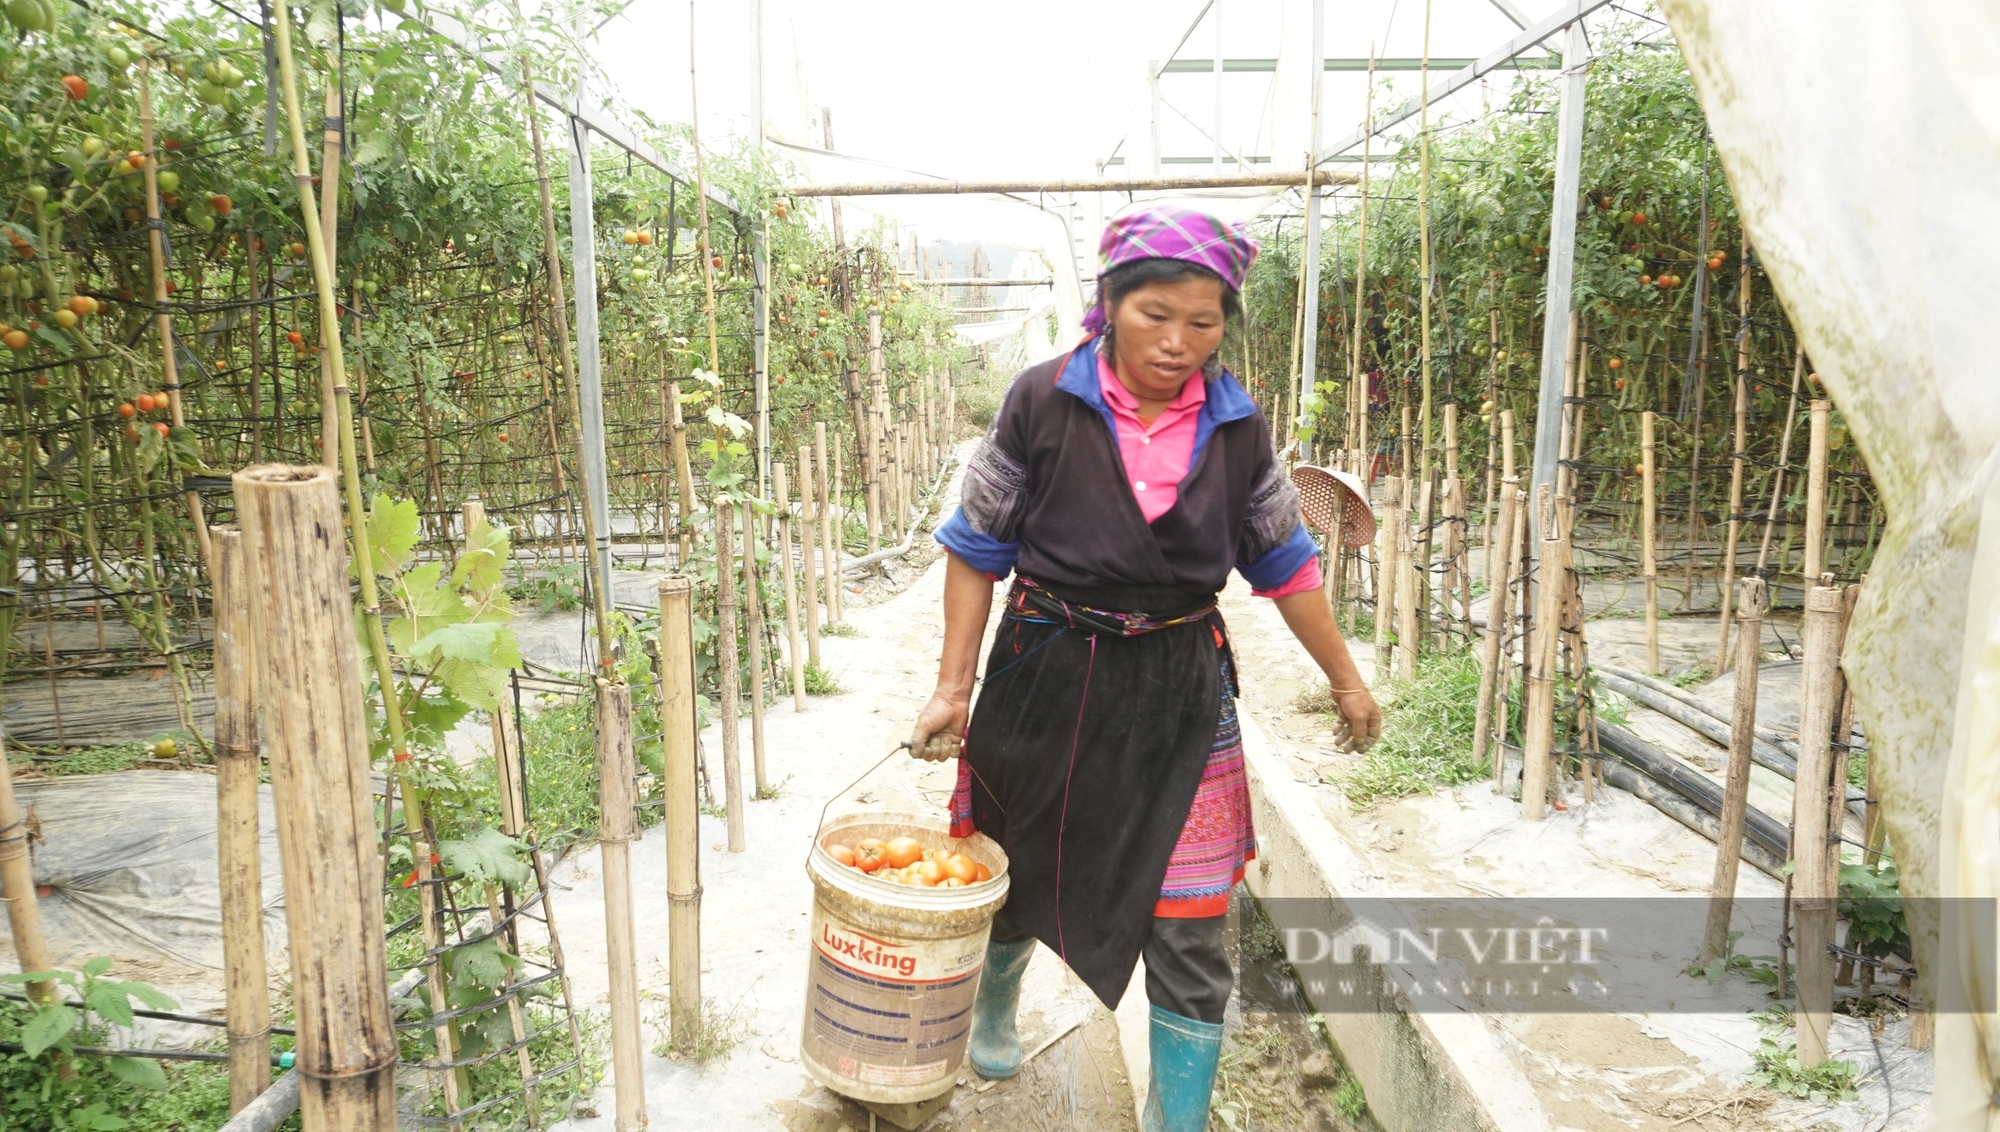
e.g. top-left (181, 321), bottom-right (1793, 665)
top-left (451, 515), bottom-right (511, 596)
top-left (363, 495), bottom-right (421, 578)
top-left (411, 620), bottom-right (507, 664)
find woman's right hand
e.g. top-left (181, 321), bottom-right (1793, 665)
top-left (909, 691), bottom-right (969, 761)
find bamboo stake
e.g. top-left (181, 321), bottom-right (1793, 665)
top-left (269, 0), bottom-right (420, 828)
top-left (247, 231), bottom-right (265, 463)
top-left (1803, 401), bottom-right (1831, 584)
top-left (313, 64), bottom-right (343, 472)
top-left (1442, 405), bottom-right (1463, 645)
top-left (669, 383), bottom-right (695, 567)
top-left (1504, 486), bottom-right (1528, 788)
top-left (829, 433), bottom-right (845, 622)
top-left (135, 62), bottom-right (211, 564)
top-left (1475, 477), bottom-right (1520, 781)
top-left (1556, 310), bottom-right (1582, 502)
top-left (0, 728), bottom-right (53, 1009)
top-left (1642, 411), bottom-right (1660, 673)
top-left (714, 498), bottom-right (746, 853)
top-left (742, 501), bottom-right (767, 796)
top-left (1521, 485), bottom-right (1560, 820)
top-left (1701, 576), bottom-right (1765, 963)
top-left (1397, 499), bottom-right (1419, 680)
top-left (594, 679), bottom-right (646, 1129)
top-left (463, 502), bottom-right (526, 834)
top-left (1481, 310), bottom-right (1499, 558)
top-left (774, 464), bottom-right (807, 711)
top-left (657, 576), bottom-right (703, 1053)
top-left (797, 446), bottom-right (822, 664)
top-left (1791, 578), bottom-right (1848, 1067)
top-left (481, 881), bottom-right (540, 1126)
top-left (1756, 348), bottom-right (1807, 574)
top-left (1321, 507), bottom-right (1346, 620)
top-left (1375, 477), bottom-right (1400, 659)
top-left (1489, 409), bottom-right (1516, 586)
top-left (210, 527), bottom-right (271, 1112)
top-left (1713, 251), bottom-right (1753, 672)
top-left (1346, 46), bottom-right (1376, 461)
top-left (413, 840), bottom-right (465, 1127)
top-left (235, 464), bottom-right (395, 1129)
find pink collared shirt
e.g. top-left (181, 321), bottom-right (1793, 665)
top-left (1098, 353), bottom-right (1320, 598)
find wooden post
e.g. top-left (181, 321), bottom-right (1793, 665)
top-left (234, 464), bottom-right (395, 1129)
top-left (1641, 411), bottom-right (1660, 674)
top-left (594, 679), bottom-right (647, 1129)
top-left (774, 464), bottom-right (807, 711)
top-left (209, 527), bottom-right (272, 1112)
top-left (1791, 578), bottom-right (1848, 1067)
top-left (1521, 486), bottom-right (1561, 820)
top-left (1701, 576), bottom-right (1765, 963)
top-left (657, 577), bottom-right (703, 1052)
top-left (820, 425), bottom-right (841, 623)
top-left (742, 502), bottom-right (767, 796)
top-left (1475, 478), bottom-right (1520, 782)
top-left (669, 382), bottom-right (696, 568)
top-left (713, 498), bottom-right (747, 852)
top-left (1803, 401), bottom-right (1831, 584)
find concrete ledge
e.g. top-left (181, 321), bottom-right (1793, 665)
top-left (1237, 713), bottom-right (1550, 1132)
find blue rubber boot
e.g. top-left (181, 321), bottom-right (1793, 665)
top-left (966, 937), bottom-right (1036, 1079)
top-left (1141, 1004), bottom-right (1225, 1132)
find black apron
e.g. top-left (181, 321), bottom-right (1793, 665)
top-left (960, 578), bottom-right (1228, 1008)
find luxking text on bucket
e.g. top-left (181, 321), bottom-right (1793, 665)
top-left (820, 922), bottom-right (919, 979)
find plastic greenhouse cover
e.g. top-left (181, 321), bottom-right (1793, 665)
top-left (6, 770), bottom-right (285, 975)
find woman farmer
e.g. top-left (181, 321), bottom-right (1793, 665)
top-left (909, 206), bottom-right (1383, 1130)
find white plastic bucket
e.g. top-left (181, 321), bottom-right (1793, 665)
top-left (800, 809), bottom-right (1011, 1105)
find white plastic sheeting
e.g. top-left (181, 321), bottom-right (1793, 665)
top-left (1657, 2), bottom-right (2000, 1123)
top-left (3, 770), bottom-right (285, 975)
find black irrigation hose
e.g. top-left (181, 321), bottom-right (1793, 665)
top-left (0, 1040), bottom-right (293, 1066)
top-left (1597, 719), bottom-right (1791, 862)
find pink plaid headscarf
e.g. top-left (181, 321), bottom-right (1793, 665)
top-left (1081, 206), bottom-right (1260, 334)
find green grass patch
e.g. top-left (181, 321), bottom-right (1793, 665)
top-left (818, 621), bottom-right (858, 638)
top-left (1332, 1075), bottom-right (1367, 1121)
top-left (1325, 649), bottom-right (1487, 808)
top-left (803, 661), bottom-right (842, 696)
top-left (648, 996), bottom-right (749, 1064)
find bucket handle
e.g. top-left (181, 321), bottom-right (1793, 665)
top-left (806, 741), bottom-right (914, 868)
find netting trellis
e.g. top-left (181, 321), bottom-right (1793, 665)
top-left (1238, 22), bottom-right (1882, 620)
top-left (1, 0), bottom-right (976, 1125)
